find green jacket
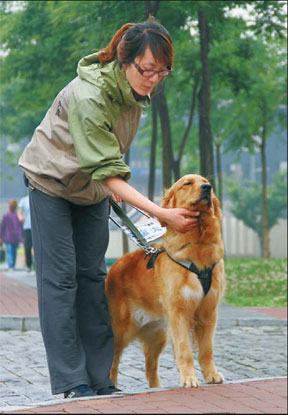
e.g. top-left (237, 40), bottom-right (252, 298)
top-left (19, 53), bottom-right (150, 205)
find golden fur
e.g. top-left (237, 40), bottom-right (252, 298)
top-left (106, 174), bottom-right (225, 388)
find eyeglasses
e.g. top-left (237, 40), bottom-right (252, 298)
top-left (133, 62), bottom-right (172, 78)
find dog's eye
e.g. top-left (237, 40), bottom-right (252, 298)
top-left (184, 181), bottom-right (193, 186)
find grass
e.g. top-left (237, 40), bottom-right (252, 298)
top-left (223, 257), bottom-right (287, 307)
top-left (16, 245), bottom-right (287, 307)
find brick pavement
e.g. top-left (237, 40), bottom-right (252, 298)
top-left (0, 274), bottom-right (38, 317)
top-left (0, 266), bottom-right (287, 414)
top-left (1, 378), bottom-right (287, 414)
top-left (248, 307), bottom-right (287, 319)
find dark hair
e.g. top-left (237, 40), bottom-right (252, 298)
top-left (9, 200), bottom-right (17, 212)
top-left (97, 21), bottom-right (173, 69)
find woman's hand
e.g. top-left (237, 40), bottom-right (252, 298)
top-left (111, 194), bottom-right (122, 203)
top-left (105, 177), bottom-right (199, 233)
top-left (158, 207), bottom-right (200, 233)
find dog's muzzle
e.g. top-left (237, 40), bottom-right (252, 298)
top-left (200, 184), bottom-right (212, 206)
top-left (201, 183), bottom-right (212, 195)
top-left (190, 184), bottom-right (212, 208)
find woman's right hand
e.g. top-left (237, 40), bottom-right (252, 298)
top-left (105, 176), bottom-right (200, 233)
top-left (158, 207), bottom-right (200, 233)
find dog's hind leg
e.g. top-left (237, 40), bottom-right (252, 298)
top-left (139, 322), bottom-right (167, 388)
top-left (110, 328), bottom-right (134, 387)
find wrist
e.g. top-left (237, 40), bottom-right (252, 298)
top-left (153, 206), bottom-right (168, 224)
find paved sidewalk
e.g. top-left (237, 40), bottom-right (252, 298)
top-left (0, 264), bottom-right (287, 413)
top-left (1, 378), bottom-right (287, 414)
top-left (0, 265), bottom-right (287, 329)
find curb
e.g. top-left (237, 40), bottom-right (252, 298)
top-left (217, 317), bottom-right (287, 328)
top-left (0, 377), bottom-right (286, 413)
top-left (0, 315), bottom-right (286, 331)
top-left (0, 316), bottom-right (40, 331)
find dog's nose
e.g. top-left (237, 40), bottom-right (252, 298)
top-left (201, 184), bottom-right (212, 194)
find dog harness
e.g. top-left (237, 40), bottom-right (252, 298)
top-left (146, 249), bottom-right (215, 296)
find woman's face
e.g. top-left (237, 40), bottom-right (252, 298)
top-left (123, 47), bottom-right (167, 96)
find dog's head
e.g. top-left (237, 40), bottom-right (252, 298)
top-left (161, 174), bottom-right (221, 222)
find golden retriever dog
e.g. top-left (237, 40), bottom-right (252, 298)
top-left (106, 174), bottom-right (225, 388)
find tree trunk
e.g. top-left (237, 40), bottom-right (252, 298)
top-left (145, 0), bottom-right (160, 19)
top-left (260, 100), bottom-right (270, 258)
top-left (175, 77), bottom-right (199, 181)
top-left (145, 0), bottom-right (161, 196)
top-left (148, 97), bottom-right (158, 201)
top-left (216, 142), bottom-right (223, 209)
top-left (156, 87), bottom-right (174, 190)
top-left (198, 7), bottom-right (216, 191)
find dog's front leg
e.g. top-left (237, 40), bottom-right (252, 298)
top-left (168, 312), bottom-right (199, 388)
top-left (194, 316), bottom-right (224, 384)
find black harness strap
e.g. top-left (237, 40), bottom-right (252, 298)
top-left (146, 249), bottom-right (215, 296)
top-left (146, 249), bottom-right (165, 269)
top-left (187, 261), bottom-right (215, 296)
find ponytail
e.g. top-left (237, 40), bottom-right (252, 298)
top-left (97, 21), bottom-right (173, 69)
top-left (97, 23), bottom-right (134, 64)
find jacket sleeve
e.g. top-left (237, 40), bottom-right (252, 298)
top-left (68, 88), bottom-right (131, 182)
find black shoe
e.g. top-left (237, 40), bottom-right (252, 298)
top-left (64, 384), bottom-right (96, 399)
top-left (96, 385), bottom-right (122, 395)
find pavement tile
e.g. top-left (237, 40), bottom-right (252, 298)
top-left (1, 265), bottom-right (287, 414)
top-left (0, 380), bottom-right (287, 414)
top-left (0, 274), bottom-right (38, 317)
top-left (248, 307), bottom-right (287, 319)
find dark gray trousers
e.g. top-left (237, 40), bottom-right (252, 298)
top-left (29, 188), bottom-right (114, 394)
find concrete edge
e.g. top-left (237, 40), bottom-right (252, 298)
top-left (217, 317), bottom-right (287, 328)
top-left (0, 376), bottom-right (286, 413)
top-left (0, 316), bottom-right (286, 331)
top-left (0, 316), bottom-right (40, 331)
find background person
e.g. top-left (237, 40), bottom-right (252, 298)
top-left (18, 194), bottom-right (33, 272)
top-left (18, 21), bottom-right (200, 399)
top-left (0, 199), bottom-right (23, 270)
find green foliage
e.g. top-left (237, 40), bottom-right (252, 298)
top-left (224, 257), bottom-right (287, 307)
top-left (225, 169), bottom-right (287, 238)
top-left (0, 0), bottom-right (286, 177)
top-left (210, 28), bottom-right (287, 155)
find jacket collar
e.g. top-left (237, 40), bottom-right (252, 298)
top-left (77, 54), bottom-right (150, 108)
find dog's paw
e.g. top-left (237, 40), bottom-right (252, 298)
top-left (205, 371), bottom-right (224, 384)
top-left (180, 374), bottom-right (200, 388)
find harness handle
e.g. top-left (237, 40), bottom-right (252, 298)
top-left (109, 199), bottom-right (157, 255)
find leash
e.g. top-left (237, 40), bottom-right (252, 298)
top-left (109, 199), bottom-right (159, 256)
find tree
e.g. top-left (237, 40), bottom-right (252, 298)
top-left (1, 0), bottom-right (286, 208)
top-left (197, 3), bottom-right (215, 190)
top-left (225, 170), bottom-right (287, 256)
top-left (221, 37), bottom-right (286, 257)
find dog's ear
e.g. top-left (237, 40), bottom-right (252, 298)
top-left (160, 187), bottom-right (176, 226)
top-left (212, 194), bottom-right (222, 221)
top-left (161, 187), bottom-right (176, 209)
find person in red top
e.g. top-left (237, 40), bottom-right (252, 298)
top-left (0, 200), bottom-right (23, 270)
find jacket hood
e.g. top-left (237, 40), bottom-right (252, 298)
top-left (77, 53), bottom-right (150, 108)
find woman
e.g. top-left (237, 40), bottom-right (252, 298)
top-left (0, 200), bottom-right (23, 270)
top-left (19, 21), bottom-right (200, 399)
